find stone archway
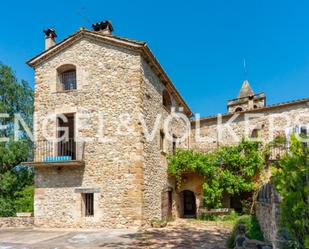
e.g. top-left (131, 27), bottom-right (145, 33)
top-left (180, 190), bottom-right (197, 218)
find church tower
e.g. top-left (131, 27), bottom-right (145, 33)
top-left (227, 80), bottom-right (266, 113)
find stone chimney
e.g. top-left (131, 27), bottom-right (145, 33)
top-left (92, 21), bottom-right (113, 35)
top-left (43, 29), bottom-right (57, 50)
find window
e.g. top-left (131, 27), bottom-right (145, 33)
top-left (172, 136), bottom-right (177, 154)
top-left (160, 130), bottom-right (165, 152)
top-left (251, 129), bottom-right (259, 139)
top-left (82, 193), bottom-right (94, 216)
top-left (162, 89), bottom-right (172, 111)
top-left (235, 107), bottom-right (243, 112)
top-left (300, 126), bottom-right (307, 136)
top-left (57, 64), bottom-right (77, 91)
top-left (300, 126), bottom-right (308, 148)
top-left (61, 70), bottom-right (76, 90)
top-left (57, 113), bottom-right (76, 160)
top-left (286, 125), bottom-right (308, 148)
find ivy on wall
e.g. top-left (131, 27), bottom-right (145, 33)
top-left (167, 139), bottom-right (265, 208)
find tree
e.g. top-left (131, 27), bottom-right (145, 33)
top-left (0, 168), bottom-right (34, 216)
top-left (0, 61), bottom-right (34, 216)
top-left (0, 62), bottom-right (33, 172)
top-left (0, 63), bottom-right (33, 135)
top-left (272, 135), bottom-right (309, 248)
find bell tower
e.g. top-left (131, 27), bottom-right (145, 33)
top-left (227, 80), bottom-right (266, 113)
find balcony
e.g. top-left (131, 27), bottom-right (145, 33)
top-left (267, 144), bottom-right (288, 161)
top-left (22, 139), bottom-right (85, 168)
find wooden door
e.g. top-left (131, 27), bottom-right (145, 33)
top-left (162, 190), bottom-right (173, 221)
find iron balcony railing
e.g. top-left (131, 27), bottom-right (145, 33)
top-left (267, 144), bottom-right (289, 161)
top-left (34, 139), bottom-right (85, 162)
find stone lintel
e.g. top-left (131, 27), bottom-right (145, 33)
top-left (74, 188), bottom-right (101, 193)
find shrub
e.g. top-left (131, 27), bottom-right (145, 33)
top-left (15, 185), bottom-right (34, 213)
top-left (277, 228), bottom-right (307, 249)
top-left (272, 135), bottom-right (309, 248)
top-left (199, 211), bottom-right (240, 222)
top-left (221, 211), bottom-right (240, 222)
top-left (226, 215), bottom-right (264, 248)
top-left (0, 198), bottom-right (15, 217)
top-left (199, 214), bottom-right (217, 221)
top-left (0, 168), bottom-right (34, 216)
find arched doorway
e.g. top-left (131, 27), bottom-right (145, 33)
top-left (182, 190), bottom-right (196, 218)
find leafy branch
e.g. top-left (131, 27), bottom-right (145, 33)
top-left (168, 139), bottom-right (264, 208)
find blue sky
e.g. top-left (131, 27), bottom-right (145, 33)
top-left (0, 0), bottom-right (308, 116)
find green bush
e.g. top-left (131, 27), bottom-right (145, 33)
top-left (15, 185), bottom-right (34, 213)
top-left (277, 228), bottom-right (307, 249)
top-left (199, 214), bottom-right (217, 221)
top-left (226, 215), bottom-right (264, 248)
top-left (272, 135), bottom-right (309, 248)
top-left (0, 198), bottom-right (15, 217)
top-left (0, 168), bottom-right (34, 216)
top-left (221, 211), bottom-right (240, 222)
top-left (199, 211), bottom-right (240, 222)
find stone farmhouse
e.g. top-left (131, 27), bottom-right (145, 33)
top-left (24, 21), bottom-right (309, 228)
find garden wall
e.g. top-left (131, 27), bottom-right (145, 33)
top-left (256, 202), bottom-right (279, 242)
top-left (256, 182), bottom-right (281, 248)
top-left (0, 217), bottom-right (34, 228)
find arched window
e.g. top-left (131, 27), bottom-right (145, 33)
top-left (251, 129), bottom-right (259, 138)
top-left (57, 64), bottom-right (77, 91)
top-left (254, 105), bottom-right (258, 109)
top-left (235, 107), bottom-right (243, 112)
top-left (162, 89), bottom-right (172, 111)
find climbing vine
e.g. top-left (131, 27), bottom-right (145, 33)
top-left (167, 139), bottom-right (264, 208)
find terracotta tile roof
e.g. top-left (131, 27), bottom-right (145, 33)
top-left (192, 97), bottom-right (309, 123)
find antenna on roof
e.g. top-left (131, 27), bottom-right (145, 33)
top-left (243, 58), bottom-right (247, 80)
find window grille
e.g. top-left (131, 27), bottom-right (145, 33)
top-left (83, 193), bottom-right (94, 216)
top-left (61, 70), bottom-right (76, 90)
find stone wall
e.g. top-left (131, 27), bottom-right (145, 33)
top-left (255, 182), bottom-right (282, 248)
top-left (0, 217), bottom-right (34, 228)
top-left (33, 37), bottom-right (144, 228)
top-left (33, 35), bottom-right (190, 228)
top-left (140, 58), bottom-right (190, 225)
top-left (256, 202), bottom-right (279, 242)
top-left (31, 29), bottom-right (309, 230)
top-left (173, 173), bottom-right (204, 218)
top-left (191, 102), bottom-right (309, 152)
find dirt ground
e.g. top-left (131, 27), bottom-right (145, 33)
top-left (129, 219), bottom-right (232, 249)
top-left (0, 219), bottom-right (232, 249)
